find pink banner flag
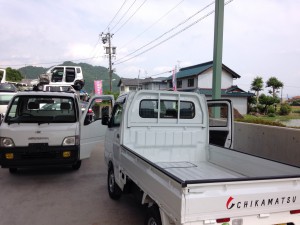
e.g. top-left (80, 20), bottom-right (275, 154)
top-left (94, 80), bottom-right (103, 95)
top-left (172, 66), bottom-right (177, 91)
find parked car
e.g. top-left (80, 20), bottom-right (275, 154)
top-left (0, 90), bottom-right (114, 173)
top-left (0, 83), bottom-right (17, 115)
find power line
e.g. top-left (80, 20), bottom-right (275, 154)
top-left (113, 0), bottom-right (148, 35)
top-left (114, 1), bottom-right (215, 64)
top-left (115, 1), bottom-right (235, 65)
top-left (145, 70), bottom-right (173, 78)
top-left (110, 0), bottom-right (138, 32)
top-left (89, 36), bottom-right (102, 59)
top-left (103, 0), bottom-right (129, 32)
top-left (119, 0), bottom-right (185, 49)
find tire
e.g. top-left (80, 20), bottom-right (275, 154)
top-left (72, 160), bottom-right (81, 170)
top-left (145, 205), bottom-right (162, 225)
top-left (9, 168), bottom-right (18, 174)
top-left (73, 81), bottom-right (83, 91)
top-left (107, 166), bottom-right (122, 200)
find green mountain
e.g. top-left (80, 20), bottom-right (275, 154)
top-left (18, 61), bottom-right (120, 94)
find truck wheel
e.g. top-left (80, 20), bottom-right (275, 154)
top-left (145, 205), bottom-right (162, 225)
top-left (107, 166), bottom-right (122, 200)
top-left (9, 168), bottom-right (18, 174)
top-left (72, 160), bottom-right (81, 170)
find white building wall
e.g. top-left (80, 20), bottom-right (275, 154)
top-left (206, 96), bottom-right (248, 115)
top-left (197, 68), bottom-right (233, 89)
top-left (230, 97), bottom-right (248, 115)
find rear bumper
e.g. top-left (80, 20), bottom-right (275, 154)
top-left (0, 145), bottom-right (79, 168)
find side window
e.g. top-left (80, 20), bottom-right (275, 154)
top-left (208, 103), bottom-right (228, 127)
top-left (66, 67), bottom-right (76, 82)
top-left (110, 104), bottom-right (123, 127)
top-left (51, 67), bottom-right (64, 82)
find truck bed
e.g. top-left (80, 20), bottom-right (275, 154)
top-left (156, 161), bottom-right (245, 180)
top-left (123, 143), bottom-right (300, 186)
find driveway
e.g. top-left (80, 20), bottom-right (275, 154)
top-left (0, 143), bottom-right (144, 225)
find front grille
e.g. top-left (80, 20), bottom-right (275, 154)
top-left (21, 152), bottom-right (59, 160)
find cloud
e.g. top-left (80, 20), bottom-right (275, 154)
top-left (0, 0), bottom-right (299, 96)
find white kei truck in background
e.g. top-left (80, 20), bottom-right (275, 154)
top-left (0, 89), bottom-right (114, 173)
top-left (103, 90), bottom-right (300, 225)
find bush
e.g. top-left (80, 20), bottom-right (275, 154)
top-left (268, 113), bottom-right (276, 117)
top-left (291, 100), bottom-right (300, 106)
top-left (257, 104), bottom-right (265, 114)
top-left (279, 104), bottom-right (292, 115)
top-left (267, 106), bottom-right (275, 114)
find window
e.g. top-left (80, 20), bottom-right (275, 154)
top-left (111, 104), bottom-right (123, 126)
top-left (208, 103), bottom-right (228, 127)
top-left (180, 101), bottom-right (195, 119)
top-left (188, 78), bottom-right (194, 87)
top-left (177, 80), bottom-right (182, 88)
top-left (66, 67), bottom-right (76, 82)
top-left (120, 86), bottom-right (124, 91)
top-left (0, 94), bottom-right (15, 105)
top-left (5, 96), bottom-right (76, 123)
top-left (51, 67), bottom-right (64, 82)
top-left (139, 100), bottom-right (195, 119)
top-left (129, 86), bottom-right (137, 91)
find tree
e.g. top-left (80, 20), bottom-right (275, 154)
top-left (6, 67), bottom-right (24, 82)
top-left (266, 77), bottom-right (283, 98)
top-left (259, 94), bottom-right (280, 114)
top-left (250, 76), bottom-right (264, 108)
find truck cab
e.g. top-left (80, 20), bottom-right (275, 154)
top-left (0, 89), bottom-right (113, 173)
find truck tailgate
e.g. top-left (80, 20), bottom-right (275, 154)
top-left (184, 178), bottom-right (300, 223)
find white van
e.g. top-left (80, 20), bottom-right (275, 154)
top-left (45, 66), bottom-right (85, 90)
top-left (0, 90), bottom-right (113, 173)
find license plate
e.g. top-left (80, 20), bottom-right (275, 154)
top-left (28, 143), bottom-right (48, 152)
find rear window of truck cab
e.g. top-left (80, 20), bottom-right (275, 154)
top-left (139, 100), bottom-right (195, 119)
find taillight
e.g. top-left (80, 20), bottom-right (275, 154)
top-left (216, 218), bottom-right (230, 223)
top-left (290, 209), bottom-right (300, 214)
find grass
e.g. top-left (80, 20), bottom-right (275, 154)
top-left (235, 106), bottom-right (300, 128)
top-left (236, 115), bottom-right (286, 127)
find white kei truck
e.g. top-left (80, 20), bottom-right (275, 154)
top-left (0, 89), bottom-right (114, 173)
top-left (103, 90), bottom-right (300, 225)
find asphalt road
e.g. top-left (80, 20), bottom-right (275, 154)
top-left (0, 143), bottom-right (145, 225)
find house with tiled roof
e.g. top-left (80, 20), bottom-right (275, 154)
top-left (166, 61), bottom-right (254, 114)
top-left (118, 77), bottom-right (167, 94)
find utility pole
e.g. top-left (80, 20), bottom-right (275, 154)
top-left (101, 29), bottom-right (116, 92)
top-left (212, 0), bottom-right (224, 100)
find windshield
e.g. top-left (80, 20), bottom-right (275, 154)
top-left (5, 95), bottom-right (77, 124)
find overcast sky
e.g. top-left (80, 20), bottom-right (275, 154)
top-left (1, 0), bottom-right (300, 97)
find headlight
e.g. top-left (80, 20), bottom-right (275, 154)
top-left (62, 136), bottom-right (79, 146)
top-left (0, 137), bottom-right (15, 147)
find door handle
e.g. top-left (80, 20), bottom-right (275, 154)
top-left (117, 134), bottom-right (120, 139)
